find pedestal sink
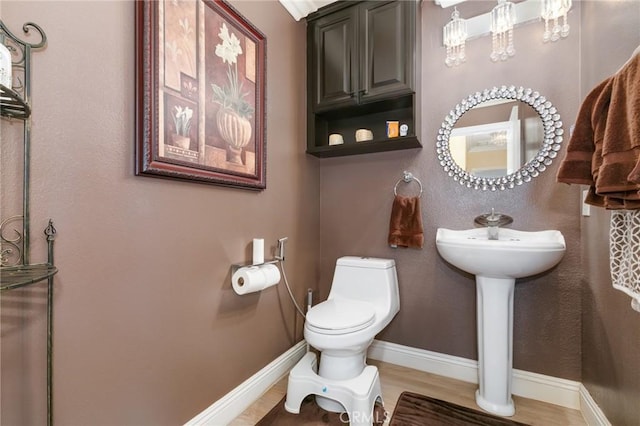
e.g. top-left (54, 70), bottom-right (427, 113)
top-left (435, 227), bottom-right (566, 416)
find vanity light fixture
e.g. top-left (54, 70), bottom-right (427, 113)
top-left (438, 0), bottom-right (572, 66)
top-left (490, 0), bottom-right (516, 62)
top-left (541, 0), bottom-right (571, 43)
top-left (444, 7), bottom-right (468, 67)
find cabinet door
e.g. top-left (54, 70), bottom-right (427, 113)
top-left (309, 6), bottom-right (358, 111)
top-left (359, 1), bottom-right (414, 103)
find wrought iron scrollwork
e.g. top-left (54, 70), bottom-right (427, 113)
top-left (0, 20), bottom-right (47, 101)
top-left (0, 215), bottom-right (24, 266)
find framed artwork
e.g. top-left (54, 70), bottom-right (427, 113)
top-left (136, 0), bottom-right (267, 190)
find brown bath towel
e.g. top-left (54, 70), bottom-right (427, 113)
top-left (556, 77), bottom-right (611, 187)
top-left (388, 195), bottom-right (423, 249)
top-left (557, 53), bottom-right (640, 209)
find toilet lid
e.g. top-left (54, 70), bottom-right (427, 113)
top-left (306, 299), bottom-right (376, 335)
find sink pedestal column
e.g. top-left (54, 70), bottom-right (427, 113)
top-left (475, 276), bottom-right (516, 417)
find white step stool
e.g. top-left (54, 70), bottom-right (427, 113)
top-left (285, 352), bottom-right (383, 426)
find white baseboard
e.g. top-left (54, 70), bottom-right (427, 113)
top-left (579, 384), bottom-right (612, 426)
top-left (186, 339), bottom-right (609, 426)
top-left (512, 368), bottom-right (581, 410)
top-left (185, 341), bottom-right (307, 426)
top-left (368, 340), bottom-right (584, 410)
top-left (368, 340), bottom-right (612, 425)
top-left (368, 339), bottom-right (479, 384)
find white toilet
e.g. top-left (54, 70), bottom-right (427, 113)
top-left (285, 256), bottom-right (400, 425)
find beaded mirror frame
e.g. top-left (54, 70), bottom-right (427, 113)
top-left (436, 86), bottom-right (564, 191)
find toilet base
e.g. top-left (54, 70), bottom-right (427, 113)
top-left (317, 350), bottom-right (366, 382)
top-left (285, 352), bottom-right (384, 426)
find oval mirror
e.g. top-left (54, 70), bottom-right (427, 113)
top-left (436, 86), bottom-right (564, 191)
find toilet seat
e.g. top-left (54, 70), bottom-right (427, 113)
top-left (306, 299), bottom-right (376, 335)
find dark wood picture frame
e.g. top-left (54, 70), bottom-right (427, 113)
top-left (136, 0), bottom-right (267, 190)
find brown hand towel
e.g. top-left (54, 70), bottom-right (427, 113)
top-left (388, 195), bottom-right (423, 249)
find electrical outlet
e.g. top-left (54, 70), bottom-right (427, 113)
top-left (582, 189), bottom-right (590, 216)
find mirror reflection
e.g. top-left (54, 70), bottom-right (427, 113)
top-left (436, 86), bottom-right (564, 191)
top-left (449, 99), bottom-right (543, 178)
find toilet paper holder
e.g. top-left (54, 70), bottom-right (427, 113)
top-left (231, 236), bottom-right (286, 276)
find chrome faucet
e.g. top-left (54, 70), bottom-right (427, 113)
top-left (486, 209), bottom-right (501, 240)
top-left (474, 208), bottom-right (513, 240)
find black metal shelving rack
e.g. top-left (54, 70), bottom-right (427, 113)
top-left (0, 20), bottom-right (56, 426)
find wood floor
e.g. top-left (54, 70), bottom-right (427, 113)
top-left (230, 359), bottom-right (587, 426)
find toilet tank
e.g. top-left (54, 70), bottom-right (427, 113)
top-left (328, 256), bottom-right (399, 314)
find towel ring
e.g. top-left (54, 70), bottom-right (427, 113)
top-left (393, 171), bottom-right (423, 197)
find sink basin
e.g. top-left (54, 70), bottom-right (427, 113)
top-left (435, 226), bottom-right (566, 417)
top-left (435, 227), bottom-right (566, 279)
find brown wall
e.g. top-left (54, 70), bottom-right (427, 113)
top-left (320, 1), bottom-right (583, 379)
top-left (1, 1), bottom-right (317, 425)
top-left (2, 1), bottom-right (639, 425)
top-left (579, 2), bottom-right (640, 425)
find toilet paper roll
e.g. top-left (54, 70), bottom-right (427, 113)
top-left (252, 238), bottom-right (264, 265)
top-left (232, 264), bottom-right (281, 295)
top-left (328, 133), bottom-right (344, 146)
top-left (355, 128), bottom-right (373, 142)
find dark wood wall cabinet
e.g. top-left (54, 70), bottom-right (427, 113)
top-left (306, 0), bottom-right (421, 158)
